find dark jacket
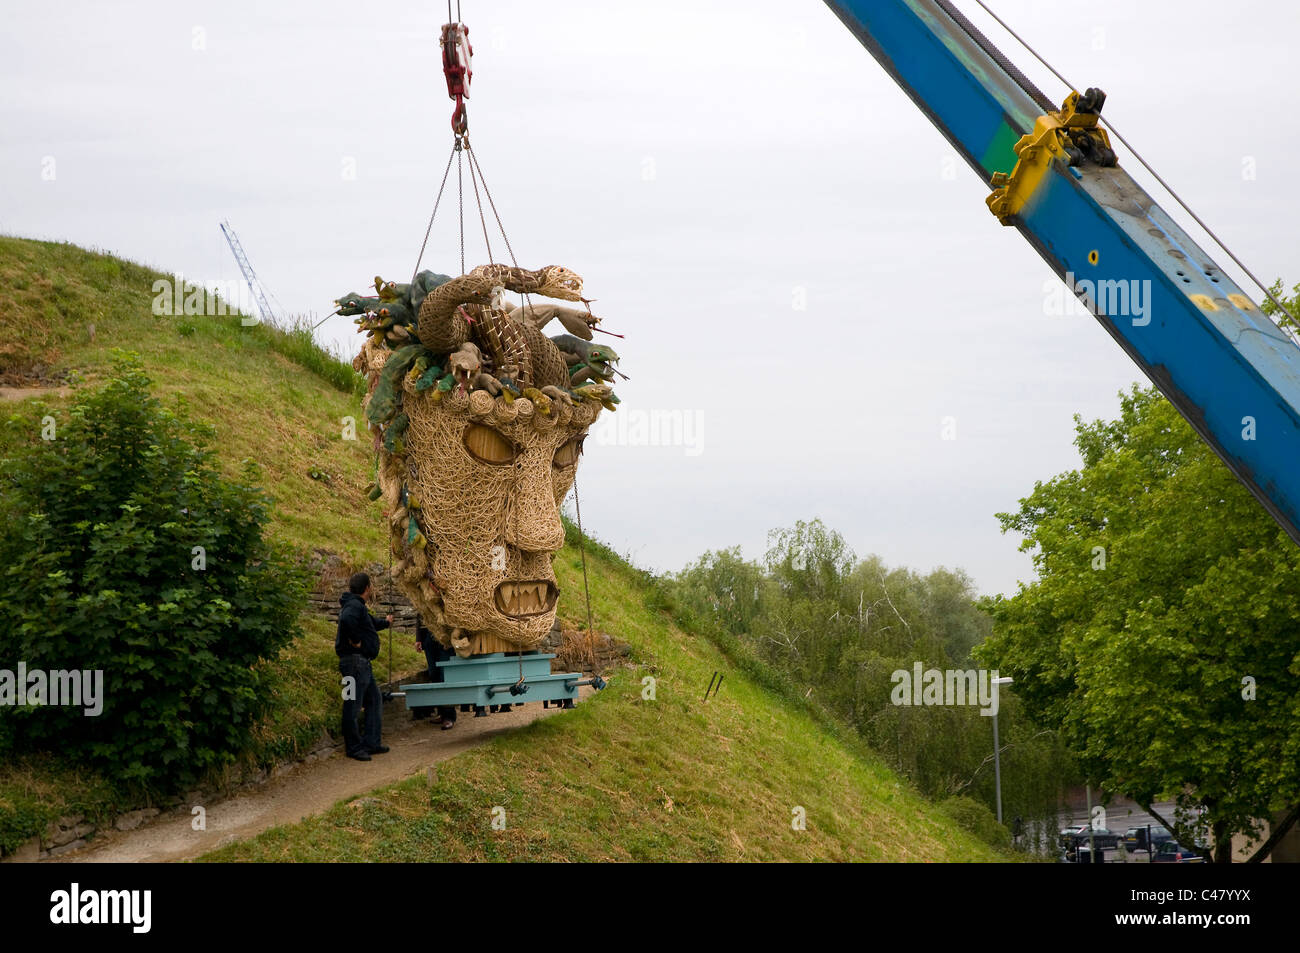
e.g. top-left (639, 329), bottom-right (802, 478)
top-left (416, 622), bottom-right (453, 683)
top-left (335, 591), bottom-right (389, 660)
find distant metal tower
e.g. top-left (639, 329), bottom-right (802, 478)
top-left (219, 220), bottom-right (277, 326)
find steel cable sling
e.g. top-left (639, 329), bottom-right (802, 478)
top-left (407, 0), bottom-right (605, 695)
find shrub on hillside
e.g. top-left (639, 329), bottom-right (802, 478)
top-left (0, 351), bottom-right (307, 790)
top-left (939, 796), bottom-right (1011, 850)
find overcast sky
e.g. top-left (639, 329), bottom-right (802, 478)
top-left (3, 0), bottom-right (1296, 595)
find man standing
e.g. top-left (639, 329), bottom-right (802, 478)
top-left (414, 616), bottom-right (457, 731)
top-left (336, 572), bottom-right (393, 761)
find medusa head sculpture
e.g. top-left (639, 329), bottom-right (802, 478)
top-left (347, 264), bottom-right (621, 657)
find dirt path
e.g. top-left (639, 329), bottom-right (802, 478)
top-left (58, 691), bottom-right (585, 863)
top-left (0, 385), bottom-right (71, 401)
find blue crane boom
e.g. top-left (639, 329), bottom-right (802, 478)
top-left (824, 0), bottom-right (1300, 545)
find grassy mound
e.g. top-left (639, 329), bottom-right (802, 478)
top-left (204, 534), bottom-right (1007, 861)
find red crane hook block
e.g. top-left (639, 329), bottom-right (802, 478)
top-left (441, 22), bottom-right (473, 136)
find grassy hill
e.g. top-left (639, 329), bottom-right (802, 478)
top-left (0, 235), bottom-right (381, 562)
top-left (0, 237), bottom-right (1009, 861)
top-left (206, 529), bottom-right (1007, 861)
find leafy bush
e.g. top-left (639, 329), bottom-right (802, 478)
top-left (0, 351), bottom-right (307, 791)
top-left (0, 791), bottom-right (55, 856)
top-left (939, 795), bottom-right (1011, 850)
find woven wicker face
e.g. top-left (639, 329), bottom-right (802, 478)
top-left (402, 389), bottom-right (593, 646)
top-left (373, 379), bottom-right (600, 650)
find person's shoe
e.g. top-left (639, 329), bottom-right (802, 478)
top-left (440, 718), bottom-right (455, 730)
top-left (348, 750), bottom-right (372, 761)
top-left (367, 744), bottom-right (390, 754)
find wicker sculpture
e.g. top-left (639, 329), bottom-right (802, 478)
top-left (347, 265), bottom-right (619, 657)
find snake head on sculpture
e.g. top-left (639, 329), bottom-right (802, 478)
top-left (534, 265), bottom-right (584, 301)
top-left (584, 343), bottom-right (620, 375)
top-left (447, 341), bottom-right (482, 392)
top-left (336, 292), bottom-right (382, 317)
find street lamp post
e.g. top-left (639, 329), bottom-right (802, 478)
top-left (992, 676), bottom-right (1014, 825)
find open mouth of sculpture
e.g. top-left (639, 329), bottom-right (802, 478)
top-left (493, 580), bottom-right (558, 618)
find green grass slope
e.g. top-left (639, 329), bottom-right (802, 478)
top-left (0, 235), bottom-right (380, 562)
top-left (1, 237), bottom-right (1008, 861)
top-left (206, 533), bottom-right (1007, 861)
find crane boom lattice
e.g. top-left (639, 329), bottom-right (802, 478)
top-left (220, 220), bottom-right (277, 327)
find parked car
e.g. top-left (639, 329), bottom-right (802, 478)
top-left (1152, 841), bottom-right (1205, 863)
top-left (1059, 826), bottom-right (1120, 862)
top-left (1121, 826), bottom-right (1174, 851)
top-left (1071, 845), bottom-right (1110, 864)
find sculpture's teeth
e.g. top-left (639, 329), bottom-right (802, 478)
top-left (493, 580), bottom-right (556, 618)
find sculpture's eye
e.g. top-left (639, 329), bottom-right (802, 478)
top-left (553, 435), bottom-right (585, 469)
top-left (463, 424), bottom-right (516, 465)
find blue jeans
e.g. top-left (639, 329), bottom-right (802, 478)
top-left (339, 655), bottom-right (381, 755)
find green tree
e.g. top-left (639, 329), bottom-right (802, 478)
top-left (672, 546), bottom-right (769, 637)
top-left (0, 352), bottom-right (307, 790)
top-left (670, 520), bottom-right (1076, 847)
top-left (1264, 278), bottom-right (1300, 337)
top-left (978, 385), bottom-right (1300, 861)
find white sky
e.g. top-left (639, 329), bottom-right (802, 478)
top-left (3, 0), bottom-right (1296, 595)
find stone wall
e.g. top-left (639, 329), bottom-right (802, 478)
top-left (306, 549), bottom-right (420, 630)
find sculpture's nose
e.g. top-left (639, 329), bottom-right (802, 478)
top-left (505, 456), bottom-right (565, 554)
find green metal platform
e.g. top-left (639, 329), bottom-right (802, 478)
top-left (400, 652), bottom-right (597, 709)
